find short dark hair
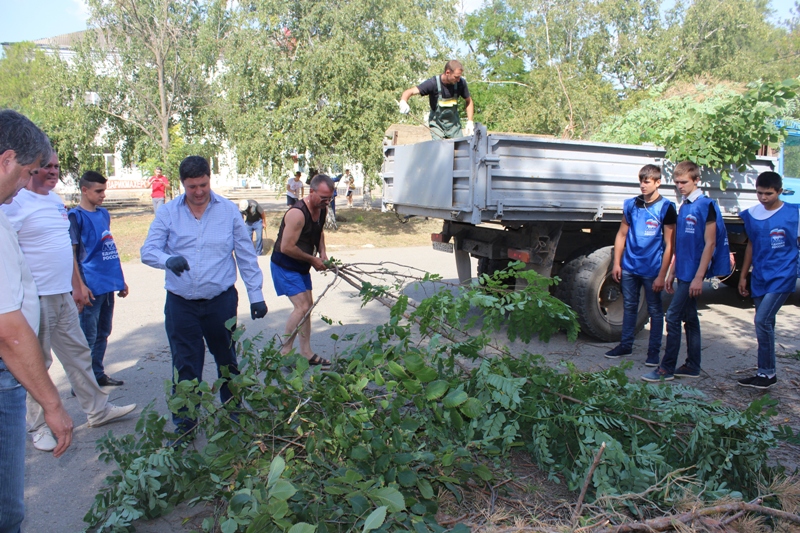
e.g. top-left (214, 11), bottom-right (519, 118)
top-left (444, 60), bottom-right (462, 73)
top-left (155, 166), bottom-right (162, 172)
top-left (0, 109), bottom-right (52, 166)
top-left (673, 161), bottom-right (700, 181)
top-left (755, 171), bottom-right (782, 191)
top-left (310, 173), bottom-right (335, 192)
top-left (639, 164), bottom-right (661, 182)
top-left (295, 171), bottom-right (301, 177)
top-left (179, 156), bottom-right (210, 181)
top-left (79, 170), bottom-right (107, 189)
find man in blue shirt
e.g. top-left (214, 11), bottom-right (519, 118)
top-left (141, 156), bottom-right (268, 435)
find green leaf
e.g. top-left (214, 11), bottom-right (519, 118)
top-left (362, 506), bottom-right (387, 533)
top-left (417, 479), bottom-right (434, 500)
top-left (443, 390), bottom-right (468, 408)
top-left (267, 456), bottom-right (285, 489)
top-left (459, 398), bottom-right (483, 419)
top-left (371, 487), bottom-right (406, 512)
top-left (229, 493), bottom-right (251, 514)
top-left (350, 446), bottom-right (370, 460)
top-left (221, 518), bottom-right (238, 533)
top-left (473, 464), bottom-right (493, 481)
top-left (288, 523), bottom-right (317, 533)
top-left (269, 480), bottom-right (297, 501)
top-left (425, 380), bottom-right (449, 400)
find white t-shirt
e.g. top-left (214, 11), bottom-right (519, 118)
top-left (1, 189), bottom-right (74, 296)
top-left (0, 211), bottom-right (40, 332)
top-left (287, 178), bottom-right (303, 199)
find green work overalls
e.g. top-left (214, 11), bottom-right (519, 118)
top-left (428, 75), bottom-right (463, 140)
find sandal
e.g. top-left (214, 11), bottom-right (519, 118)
top-left (308, 354), bottom-right (331, 367)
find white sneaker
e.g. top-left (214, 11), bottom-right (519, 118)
top-left (32, 428), bottom-right (57, 452)
top-left (88, 403), bottom-right (137, 428)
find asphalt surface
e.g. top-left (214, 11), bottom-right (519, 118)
top-left (22, 246), bottom-right (800, 532)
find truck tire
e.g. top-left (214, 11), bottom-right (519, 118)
top-left (477, 257), bottom-right (512, 279)
top-left (555, 246), bottom-right (648, 342)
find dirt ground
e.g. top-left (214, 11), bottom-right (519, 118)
top-left (20, 237), bottom-right (800, 532)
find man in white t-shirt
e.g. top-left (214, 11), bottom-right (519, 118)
top-left (0, 109), bottom-right (73, 533)
top-left (286, 171), bottom-right (304, 206)
top-left (1, 151), bottom-right (136, 453)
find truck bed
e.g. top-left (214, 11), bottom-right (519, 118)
top-left (381, 125), bottom-right (776, 224)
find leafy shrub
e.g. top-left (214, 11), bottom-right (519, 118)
top-left (85, 269), bottom-right (782, 532)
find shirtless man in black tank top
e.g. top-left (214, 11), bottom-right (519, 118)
top-left (270, 174), bottom-right (334, 366)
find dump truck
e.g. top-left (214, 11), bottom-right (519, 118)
top-left (381, 124), bottom-right (775, 341)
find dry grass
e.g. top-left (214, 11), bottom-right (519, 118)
top-left (110, 209), bottom-right (443, 263)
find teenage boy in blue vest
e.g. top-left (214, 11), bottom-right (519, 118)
top-left (606, 164), bottom-right (676, 365)
top-left (642, 161), bottom-right (719, 382)
top-left (69, 171), bottom-right (129, 387)
top-left (737, 171), bottom-right (799, 389)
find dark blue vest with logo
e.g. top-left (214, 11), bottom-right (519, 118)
top-left (740, 203), bottom-right (799, 297)
top-left (675, 195), bottom-right (730, 282)
top-left (621, 195), bottom-right (673, 278)
top-left (68, 207), bottom-right (125, 295)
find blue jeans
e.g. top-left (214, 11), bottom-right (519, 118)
top-left (0, 359), bottom-right (26, 533)
top-left (619, 271), bottom-right (663, 356)
top-left (753, 292), bottom-right (791, 376)
top-left (164, 286), bottom-right (239, 431)
top-left (660, 280), bottom-right (702, 373)
top-left (79, 292), bottom-right (115, 380)
top-left (246, 219), bottom-right (263, 255)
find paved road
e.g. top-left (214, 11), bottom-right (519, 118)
top-left (22, 246), bottom-right (800, 532)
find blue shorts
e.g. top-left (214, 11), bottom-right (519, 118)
top-left (271, 262), bottom-right (312, 297)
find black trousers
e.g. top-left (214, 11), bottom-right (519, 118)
top-left (164, 286), bottom-right (239, 430)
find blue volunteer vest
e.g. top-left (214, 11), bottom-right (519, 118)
top-left (740, 203), bottom-right (799, 297)
top-left (675, 195), bottom-right (730, 282)
top-left (621, 195), bottom-right (673, 278)
top-left (68, 207), bottom-right (125, 295)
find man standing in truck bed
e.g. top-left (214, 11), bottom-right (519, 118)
top-left (398, 60), bottom-right (475, 140)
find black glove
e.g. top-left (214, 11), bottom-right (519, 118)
top-left (165, 256), bottom-right (190, 276)
top-left (250, 301), bottom-right (268, 320)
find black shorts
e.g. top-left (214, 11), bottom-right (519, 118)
top-left (287, 196), bottom-right (297, 206)
top-left (346, 190), bottom-right (353, 197)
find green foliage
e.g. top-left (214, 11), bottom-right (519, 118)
top-left (595, 79), bottom-right (800, 185)
top-left (462, 0), bottom-right (800, 139)
top-left (0, 42), bottom-right (106, 180)
top-left (76, 0), bottom-right (227, 175)
top-left (85, 272), bottom-right (782, 531)
top-left (217, 0), bottom-right (453, 181)
top-left (413, 261), bottom-right (579, 343)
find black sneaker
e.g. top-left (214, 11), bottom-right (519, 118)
top-left (97, 375), bottom-right (124, 387)
top-left (645, 353), bottom-right (660, 367)
top-left (674, 364), bottom-right (700, 378)
top-left (604, 345), bottom-right (632, 359)
top-left (738, 374), bottom-right (776, 389)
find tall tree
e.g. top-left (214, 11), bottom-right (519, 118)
top-left (78, 0), bottom-right (228, 176)
top-left (216, 0), bottom-right (454, 180)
